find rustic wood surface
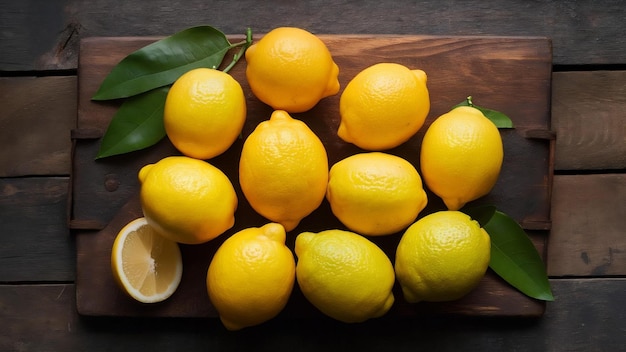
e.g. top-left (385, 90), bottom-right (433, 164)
top-left (1, 1), bottom-right (625, 350)
top-left (552, 71), bottom-right (626, 170)
top-left (2, 280), bottom-right (625, 351)
top-left (548, 174), bottom-right (626, 276)
top-left (0, 177), bottom-right (74, 282)
top-left (2, 0), bottom-right (626, 70)
top-left (0, 77), bottom-right (76, 177)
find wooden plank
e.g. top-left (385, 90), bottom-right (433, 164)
top-left (12, 173), bottom-right (622, 284)
top-left (0, 285), bottom-right (78, 351)
top-left (0, 77), bottom-right (76, 177)
top-left (72, 35), bottom-right (552, 318)
top-left (0, 70), bottom-right (623, 177)
top-left (2, 0), bottom-right (626, 70)
top-left (552, 71), bottom-right (626, 171)
top-left (0, 177), bottom-right (74, 282)
top-left (0, 1), bottom-right (73, 71)
top-left (548, 174), bottom-right (626, 276)
top-left (1, 70), bottom-right (623, 177)
top-left (2, 279), bottom-right (625, 351)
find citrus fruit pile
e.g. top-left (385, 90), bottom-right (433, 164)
top-left (109, 26), bottom-right (504, 330)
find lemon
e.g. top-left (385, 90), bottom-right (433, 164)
top-left (138, 156), bottom-right (237, 244)
top-left (338, 63), bottom-right (430, 150)
top-left (295, 230), bottom-right (395, 323)
top-left (164, 67), bottom-right (246, 160)
top-left (326, 152), bottom-right (428, 236)
top-left (111, 217), bottom-right (182, 303)
top-left (245, 27), bottom-right (340, 113)
top-left (239, 110), bottom-right (329, 231)
top-left (207, 223), bottom-right (295, 331)
top-left (420, 106), bottom-right (504, 210)
top-left (395, 211), bottom-right (491, 302)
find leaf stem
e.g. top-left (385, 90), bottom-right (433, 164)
top-left (222, 27), bottom-right (253, 73)
top-left (466, 95), bottom-right (474, 107)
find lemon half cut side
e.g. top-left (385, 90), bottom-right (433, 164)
top-left (111, 217), bottom-right (183, 303)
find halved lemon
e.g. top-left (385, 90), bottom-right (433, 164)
top-left (111, 217), bottom-right (183, 303)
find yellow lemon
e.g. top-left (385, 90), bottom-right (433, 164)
top-left (326, 152), bottom-right (428, 236)
top-left (338, 63), bottom-right (430, 150)
top-left (295, 230), bottom-right (395, 323)
top-left (111, 217), bottom-right (182, 303)
top-left (420, 106), bottom-right (504, 210)
top-left (207, 223), bottom-right (295, 331)
top-left (138, 156), bottom-right (237, 244)
top-left (164, 67), bottom-right (246, 159)
top-left (395, 210), bottom-right (491, 302)
top-left (245, 27), bottom-right (340, 113)
top-left (239, 110), bottom-right (329, 231)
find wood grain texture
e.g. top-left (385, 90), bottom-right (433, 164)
top-left (2, 280), bottom-right (625, 351)
top-left (72, 35), bottom-right (552, 318)
top-left (2, 0), bottom-right (626, 71)
top-left (0, 177), bottom-right (75, 282)
top-left (0, 1), bottom-right (72, 71)
top-left (552, 71), bottom-right (626, 171)
top-left (548, 174), bottom-right (626, 276)
top-left (0, 76), bottom-right (77, 177)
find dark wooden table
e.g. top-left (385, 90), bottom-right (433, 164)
top-left (1, 1), bottom-right (625, 350)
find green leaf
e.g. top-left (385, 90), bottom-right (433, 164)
top-left (92, 26), bottom-right (253, 159)
top-left (454, 96), bottom-right (514, 128)
top-left (96, 87), bottom-right (169, 159)
top-left (461, 204), bottom-right (497, 227)
top-left (92, 26), bottom-right (234, 100)
top-left (483, 211), bottom-right (554, 301)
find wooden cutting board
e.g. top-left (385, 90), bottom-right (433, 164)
top-left (71, 34), bottom-right (553, 319)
